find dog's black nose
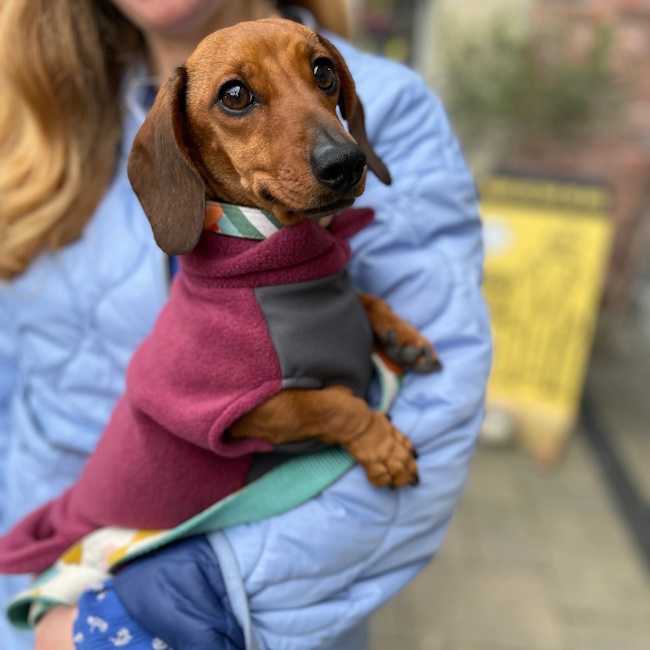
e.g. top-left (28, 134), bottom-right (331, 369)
top-left (311, 132), bottom-right (366, 191)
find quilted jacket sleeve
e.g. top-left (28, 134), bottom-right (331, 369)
top-left (0, 291), bottom-right (17, 520)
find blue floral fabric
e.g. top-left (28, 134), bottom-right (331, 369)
top-left (74, 580), bottom-right (171, 650)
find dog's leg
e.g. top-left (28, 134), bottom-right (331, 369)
top-left (358, 293), bottom-right (441, 373)
top-left (228, 387), bottom-right (419, 487)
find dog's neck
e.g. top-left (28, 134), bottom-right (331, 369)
top-left (204, 201), bottom-right (334, 239)
top-left (204, 201), bottom-right (284, 240)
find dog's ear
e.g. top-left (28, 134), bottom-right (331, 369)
top-left (318, 35), bottom-right (391, 185)
top-left (127, 66), bottom-right (206, 255)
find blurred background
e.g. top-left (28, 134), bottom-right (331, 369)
top-left (345, 0), bottom-right (650, 648)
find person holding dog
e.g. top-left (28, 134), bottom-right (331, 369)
top-left (0, 1), bottom-right (492, 649)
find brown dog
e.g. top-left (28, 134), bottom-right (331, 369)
top-left (128, 18), bottom-right (439, 489)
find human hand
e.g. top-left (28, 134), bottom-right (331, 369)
top-left (34, 605), bottom-right (77, 650)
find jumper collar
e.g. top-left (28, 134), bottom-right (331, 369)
top-left (204, 201), bottom-right (336, 240)
top-left (204, 201), bottom-right (284, 241)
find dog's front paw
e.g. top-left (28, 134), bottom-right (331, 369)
top-left (347, 412), bottom-right (419, 488)
top-left (379, 328), bottom-right (441, 374)
top-left (360, 293), bottom-right (441, 373)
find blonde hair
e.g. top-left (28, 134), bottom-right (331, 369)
top-left (0, 0), bottom-right (348, 279)
top-left (0, 0), bottom-right (142, 278)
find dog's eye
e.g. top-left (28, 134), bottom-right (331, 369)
top-left (313, 58), bottom-right (337, 93)
top-left (218, 81), bottom-right (253, 111)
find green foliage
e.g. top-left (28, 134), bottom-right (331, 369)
top-left (441, 18), bottom-right (620, 154)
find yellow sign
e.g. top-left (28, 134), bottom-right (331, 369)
top-left (480, 175), bottom-right (613, 464)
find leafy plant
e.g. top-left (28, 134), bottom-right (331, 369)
top-left (439, 17), bottom-right (621, 158)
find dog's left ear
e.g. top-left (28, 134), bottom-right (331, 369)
top-left (319, 35), bottom-right (392, 185)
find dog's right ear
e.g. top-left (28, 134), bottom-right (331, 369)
top-left (316, 34), bottom-right (391, 186)
top-left (127, 67), bottom-right (206, 256)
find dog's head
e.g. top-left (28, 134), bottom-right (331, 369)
top-left (127, 18), bottom-right (391, 255)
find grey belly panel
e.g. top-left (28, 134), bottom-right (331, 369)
top-left (247, 270), bottom-right (374, 483)
top-left (254, 270), bottom-right (374, 397)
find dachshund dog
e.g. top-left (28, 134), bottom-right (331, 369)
top-left (0, 18), bottom-right (441, 576)
top-left (129, 17), bottom-right (439, 487)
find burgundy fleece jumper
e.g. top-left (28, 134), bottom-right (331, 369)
top-left (0, 209), bottom-right (374, 575)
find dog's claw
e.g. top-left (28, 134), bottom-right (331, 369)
top-left (412, 449), bottom-right (419, 459)
top-left (413, 346), bottom-right (442, 374)
top-left (381, 329), bottom-right (405, 366)
top-left (381, 331), bottom-right (442, 375)
top-left (400, 346), bottom-right (422, 363)
top-left (410, 474), bottom-right (420, 487)
top-left (384, 346), bottom-right (402, 364)
top-left (380, 330), bottom-right (397, 346)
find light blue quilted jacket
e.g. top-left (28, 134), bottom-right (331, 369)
top-left (0, 33), bottom-right (492, 650)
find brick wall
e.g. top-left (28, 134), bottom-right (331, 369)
top-left (510, 0), bottom-right (650, 316)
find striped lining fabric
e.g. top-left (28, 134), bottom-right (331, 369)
top-left (204, 201), bottom-right (285, 240)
